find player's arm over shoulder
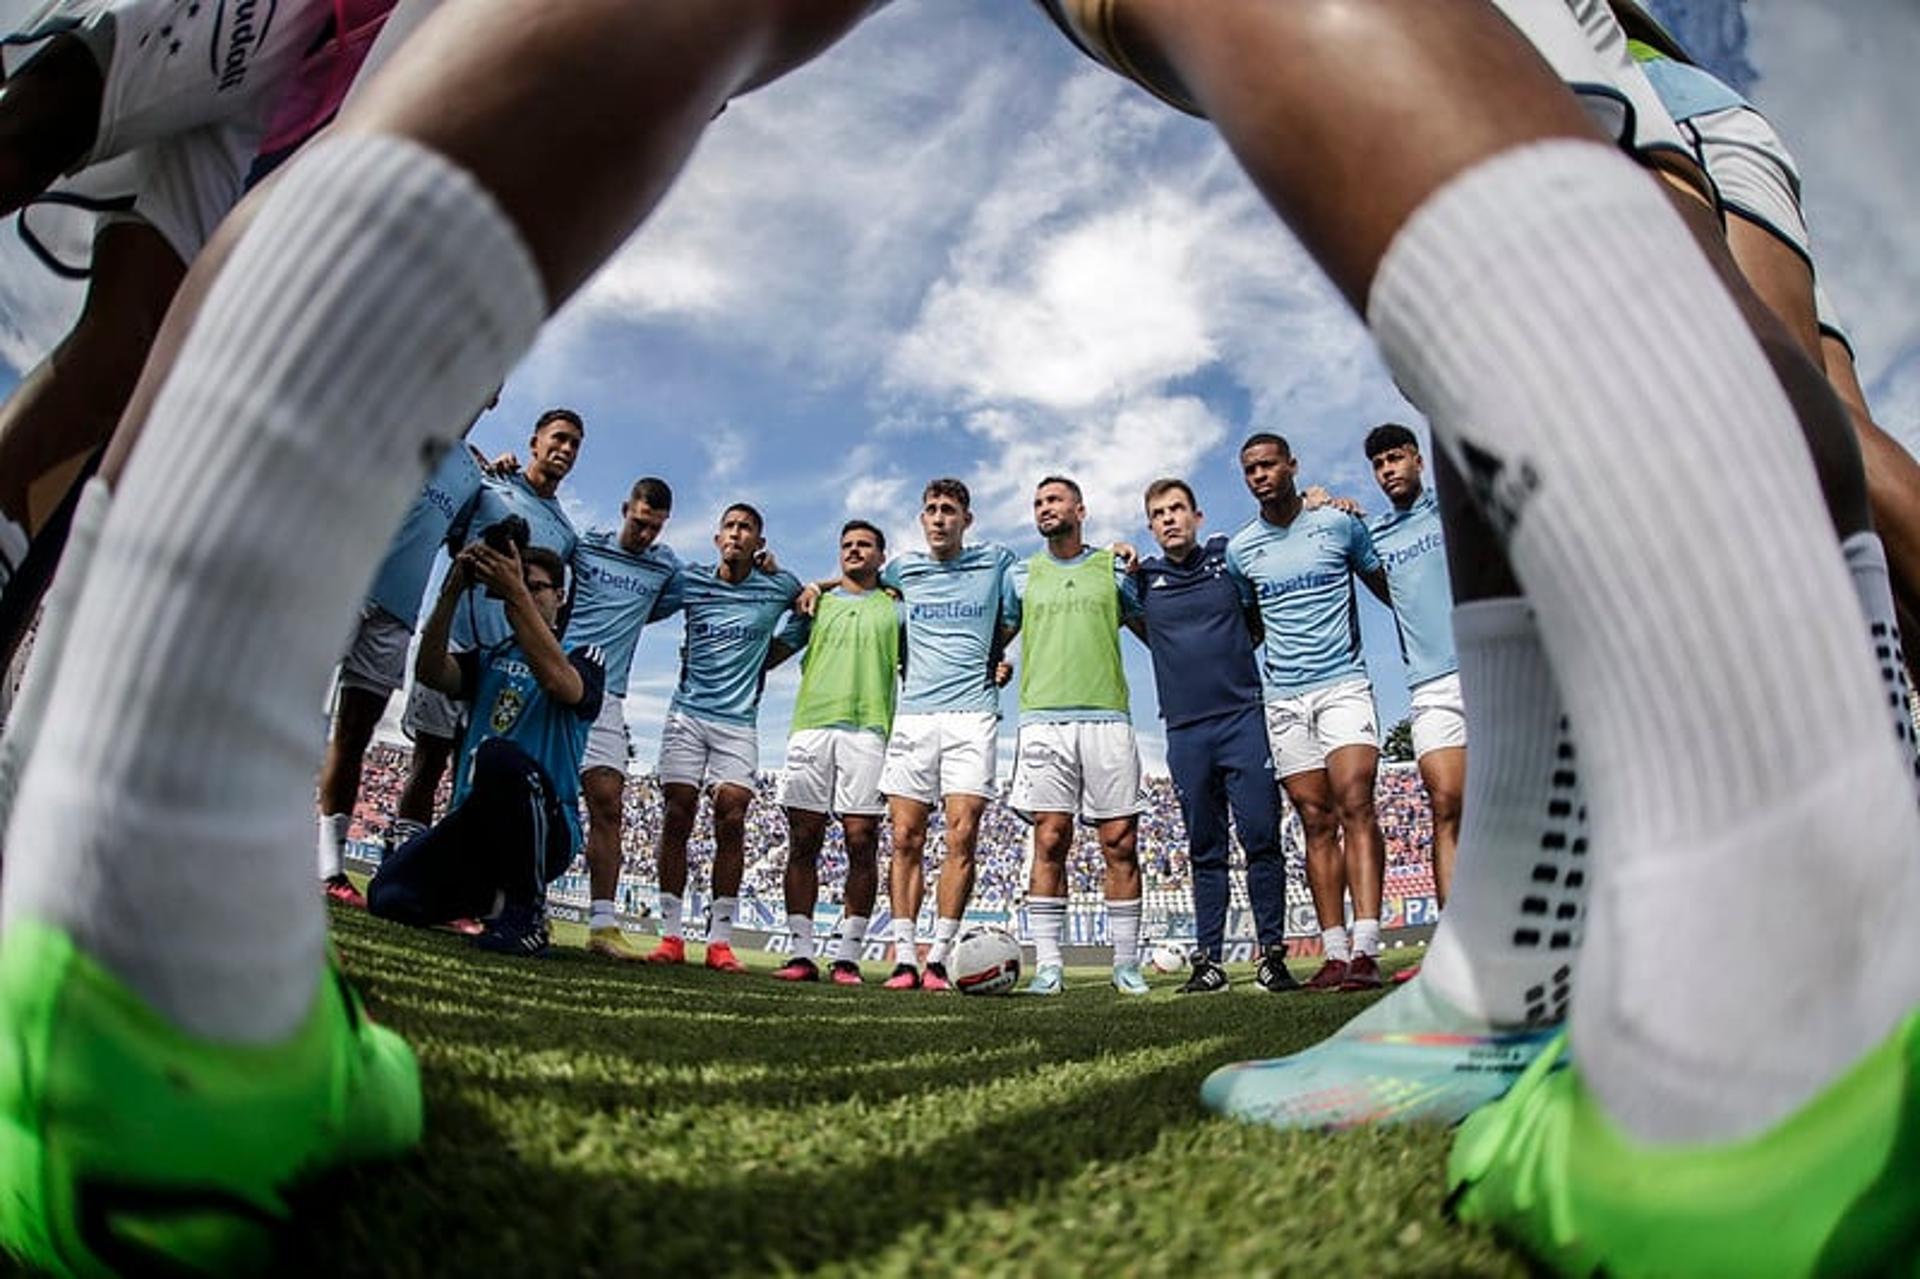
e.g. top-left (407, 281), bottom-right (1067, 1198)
top-left (562, 645), bottom-right (607, 720)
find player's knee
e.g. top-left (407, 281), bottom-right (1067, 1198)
top-left (1428, 786), bottom-right (1464, 827)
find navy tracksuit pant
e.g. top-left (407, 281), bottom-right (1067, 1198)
top-left (1166, 704), bottom-right (1287, 960)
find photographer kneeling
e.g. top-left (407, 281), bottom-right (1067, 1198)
top-left (369, 531), bottom-right (604, 956)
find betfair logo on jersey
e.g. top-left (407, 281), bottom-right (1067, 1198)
top-left (1256, 571), bottom-right (1346, 598)
top-left (578, 561), bottom-right (662, 595)
top-left (489, 687), bottom-right (526, 734)
top-left (909, 601), bottom-right (988, 621)
top-left (1031, 595), bottom-right (1108, 618)
top-left (214, 0), bottom-right (278, 91)
top-left (690, 621), bottom-right (765, 643)
top-left (1381, 530), bottom-right (1443, 569)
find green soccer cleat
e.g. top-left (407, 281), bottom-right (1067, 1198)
top-left (1447, 1017), bottom-right (1920, 1277)
top-left (0, 921), bottom-right (423, 1277)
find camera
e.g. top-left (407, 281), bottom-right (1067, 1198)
top-left (478, 515), bottom-right (531, 597)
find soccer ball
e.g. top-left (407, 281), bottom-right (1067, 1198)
top-left (1146, 943), bottom-right (1189, 975)
top-left (951, 926), bottom-right (1022, 996)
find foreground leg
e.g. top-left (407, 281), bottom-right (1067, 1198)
top-left (773, 807), bottom-right (827, 982)
top-left (582, 766), bottom-right (650, 960)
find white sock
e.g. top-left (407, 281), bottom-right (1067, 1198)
top-left (1351, 918), bottom-right (1381, 959)
top-left (1372, 139), bottom-right (1920, 1142)
top-left (708, 895), bottom-right (737, 946)
top-left (1417, 600), bottom-right (1586, 1028)
top-left (1842, 533), bottom-right (1920, 797)
top-left (1029, 896), bottom-right (1066, 970)
top-left (0, 136), bottom-right (542, 1044)
top-left (1106, 897), bottom-right (1142, 968)
top-left (591, 899), bottom-right (617, 931)
top-left (0, 481), bottom-right (108, 852)
top-left (788, 912), bottom-right (815, 960)
top-left (892, 916), bottom-right (917, 968)
top-left (1321, 925), bottom-right (1351, 963)
top-left (659, 892), bottom-right (685, 940)
top-left (836, 915), bottom-right (869, 964)
top-left (318, 813), bottom-right (350, 881)
top-left (927, 917), bottom-right (962, 966)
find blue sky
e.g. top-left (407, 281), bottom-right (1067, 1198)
top-left (3, 0), bottom-right (1915, 774)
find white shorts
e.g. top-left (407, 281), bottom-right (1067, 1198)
top-left (878, 710), bottom-right (999, 805)
top-left (1815, 281), bottom-right (1853, 356)
top-left (1409, 672), bottom-right (1468, 760)
top-left (657, 710), bottom-right (758, 793)
top-left (778, 727), bottom-right (887, 817)
top-left (1680, 103), bottom-right (1810, 264)
top-left (402, 678), bottom-right (463, 743)
top-left (4, 0), bottom-right (332, 263)
top-left (1007, 720), bottom-right (1143, 823)
top-left (581, 693), bottom-right (631, 775)
top-left (336, 604), bottom-right (411, 698)
top-left (1264, 678), bottom-right (1380, 779)
top-left (1508, 0), bottom-right (1691, 166)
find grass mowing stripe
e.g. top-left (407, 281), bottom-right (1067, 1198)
top-left (291, 905), bottom-right (1526, 1276)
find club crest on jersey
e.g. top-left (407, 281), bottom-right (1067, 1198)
top-left (489, 687), bottom-right (526, 734)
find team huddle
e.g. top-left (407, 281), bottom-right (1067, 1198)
top-left (1, 0), bottom-right (1917, 1273)
top-left (319, 410), bottom-right (1467, 1000)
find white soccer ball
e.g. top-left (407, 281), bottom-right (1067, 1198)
top-left (1146, 943), bottom-right (1189, 975)
top-left (951, 925), bottom-right (1023, 996)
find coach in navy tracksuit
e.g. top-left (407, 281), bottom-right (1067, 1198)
top-left (1129, 479), bottom-right (1294, 994)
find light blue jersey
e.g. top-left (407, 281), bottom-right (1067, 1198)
top-left (1004, 547), bottom-right (1143, 726)
top-left (364, 444), bottom-right (485, 628)
top-left (1368, 489), bottom-right (1458, 691)
top-left (450, 473), bottom-right (578, 651)
top-left (659, 564), bottom-right (803, 726)
top-left (880, 544), bottom-right (1020, 716)
top-left (564, 531), bottom-right (682, 698)
top-left (452, 641), bottom-right (605, 854)
top-left (1226, 506), bottom-right (1382, 698)
top-left (1633, 48), bottom-right (1748, 123)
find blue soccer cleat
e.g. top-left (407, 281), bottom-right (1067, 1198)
top-left (1024, 964), bottom-right (1065, 996)
top-left (1111, 963), bottom-right (1151, 996)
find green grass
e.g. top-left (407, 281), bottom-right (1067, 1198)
top-left (295, 906), bottom-right (1528, 1277)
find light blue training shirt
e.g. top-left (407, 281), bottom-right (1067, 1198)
top-left (1225, 505), bottom-right (1382, 698)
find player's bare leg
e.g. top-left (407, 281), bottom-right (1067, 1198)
top-left (315, 685), bottom-right (387, 906)
top-left (774, 807), bottom-right (827, 981)
top-left (1324, 742), bottom-right (1385, 988)
top-left (1415, 746), bottom-right (1465, 906)
top-left (0, 33), bottom-right (101, 211)
top-left (1023, 812), bottom-right (1074, 994)
top-left (395, 732), bottom-right (454, 831)
top-left (1281, 768), bottom-right (1350, 989)
top-left (829, 813), bottom-right (880, 984)
top-left (704, 781), bottom-right (752, 971)
top-left (923, 792), bottom-right (984, 989)
top-left (647, 781), bottom-right (701, 963)
top-left (1097, 814), bottom-right (1147, 995)
top-left (884, 794), bottom-right (929, 984)
top-left (581, 765), bottom-right (646, 959)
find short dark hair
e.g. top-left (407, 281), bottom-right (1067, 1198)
top-left (1239, 432), bottom-right (1290, 458)
top-left (721, 502), bottom-right (764, 534)
top-left (628, 476), bottom-right (673, 511)
top-left (841, 519), bottom-right (886, 553)
top-left (1035, 475), bottom-right (1082, 501)
top-left (1364, 423), bottom-right (1420, 459)
top-left (1143, 478), bottom-right (1197, 512)
top-left (522, 545), bottom-right (568, 598)
top-left (533, 407), bottom-right (584, 436)
top-left (922, 477), bottom-right (971, 510)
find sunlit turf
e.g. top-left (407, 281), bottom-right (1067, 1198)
top-left (298, 905), bottom-right (1526, 1276)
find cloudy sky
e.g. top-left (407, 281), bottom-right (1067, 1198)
top-left (2, 0), bottom-right (1914, 773)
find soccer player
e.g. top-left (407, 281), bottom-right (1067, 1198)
top-left (367, 540), bottom-right (603, 957)
top-left (644, 503), bottom-right (803, 973)
top-left (6, 1), bottom-right (1915, 1272)
top-left (771, 520), bottom-right (899, 986)
top-left (1227, 434), bottom-right (1393, 992)
top-left (314, 396), bottom-right (497, 908)
top-left (1004, 476), bottom-right (1149, 996)
top-left (1362, 423), bottom-right (1465, 983)
top-left (1133, 479), bottom-right (1292, 996)
top-left (866, 478), bottom-right (1018, 992)
top-left (395, 407), bottom-right (582, 837)
top-left (566, 477), bottom-right (681, 961)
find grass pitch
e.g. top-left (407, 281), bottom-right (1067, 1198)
top-left (298, 905), bottom-right (1528, 1277)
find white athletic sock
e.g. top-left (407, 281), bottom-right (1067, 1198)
top-left (708, 896), bottom-right (737, 946)
top-left (892, 916), bottom-right (917, 968)
top-left (1371, 140), bottom-right (1920, 1142)
top-left (836, 915), bottom-right (869, 964)
top-left (1321, 925), bottom-right (1351, 963)
top-left (787, 913), bottom-right (815, 960)
top-left (1843, 533), bottom-right (1920, 797)
top-left (1418, 600), bottom-right (1586, 1028)
top-left (0, 136), bottom-right (542, 1044)
top-left (1351, 918), bottom-right (1381, 959)
top-left (927, 917), bottom-right (962, 966)
top-left (659, 893), bottom-right (685, 941)
top-left (590, 899), bottom-right (617, 931)
top-left (1106, 897), bottom-right (1142, 968)
top-left (1029, 896), bottom-right (1066, 970)
top-left (0, 481), bottom-right (108, 852)
top-left (317, 813), bottom-right (349, 881)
